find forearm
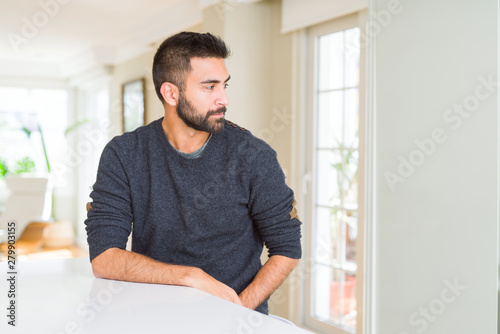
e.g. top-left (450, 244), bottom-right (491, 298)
top-left (239, 255), bottom-right (299, 310)
top-left (91, 247), bottom-right (243, 305)
top-left (91, 247), bottom-right (193, 286)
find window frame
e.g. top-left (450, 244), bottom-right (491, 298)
top-left (301, 12), bottom-right (367, 334)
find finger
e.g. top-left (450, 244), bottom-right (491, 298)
top-left (226, 290), bottom-right (243, 306)
top-left (232, 296), bottom-right (243, 306)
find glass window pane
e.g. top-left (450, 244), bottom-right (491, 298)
top-left (314, 207), bottom-right (333, 264)
top-left (330, 206), bottom-right (342, 265)
top-left (341, 149), bottom-right (359, 209)
top-left (345, 210), bottom-right (358, 265)
top-left (312, 263), bottom-right (333, 321)
top-left (317, 91), bottom-right (343, 148)
top-left (313, 266), bottom-right (357, 327)
top-left (344, 88), bottom-right (359, 149)
top-left (344, 28), bottom-right (360, 87)
top-left (0, 87), bottom-right (68, 179)
top-left (34, 89), bottom-right (68, 132)
top-left (330, 271), bottom-right (357, 327)
top-left (316, 149), bottom-right (342, 207)
top-left (318, 32), bottom-right (344, 91)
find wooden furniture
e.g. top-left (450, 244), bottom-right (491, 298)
top-left (0, 221), bottom-right (50, 255)
top-left (0, 221), bottom-right (88, 261)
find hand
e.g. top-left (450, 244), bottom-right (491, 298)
top-left (92, 248), bottom-right (242, 306)
top-left (186, 268), bottom-right (243, 306)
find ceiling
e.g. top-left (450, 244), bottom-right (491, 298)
top-left (0, 0), bottom-right (206, 80)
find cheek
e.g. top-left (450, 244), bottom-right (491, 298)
top-left (191, 94), bottom-right (214, 111)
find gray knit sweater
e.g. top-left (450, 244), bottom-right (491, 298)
top-left (85, 118), bottom-right (302, 314)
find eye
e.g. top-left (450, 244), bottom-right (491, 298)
top-left (223, 83), bottom-right (229, 89)
top-left (206, 85), bottom-right (214, 90)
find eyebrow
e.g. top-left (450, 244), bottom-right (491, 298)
top-left (200, 75), bottom-right (231, 85)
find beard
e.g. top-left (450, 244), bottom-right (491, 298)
top-left (176, 92), bottom-right (226, 134)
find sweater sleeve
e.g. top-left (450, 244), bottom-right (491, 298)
top-left (84, 139), bottom-right (133, 262)
top-left (247, 144), bottom-right (302, 259)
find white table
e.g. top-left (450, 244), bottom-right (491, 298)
top-left (0, 257), bottom-right (315, 334)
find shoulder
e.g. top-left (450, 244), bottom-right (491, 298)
top-left (219, 119), bottom-right (277, 165)
top-left (222, 119), bottom-right (252, 140)
top-left (222, 119), bottom-right (274, 149)
top-left (107, 119), bottom-right (160, 151)
top-left (103, 119), bottom-right (161, 162)
top-left (223, 119), bottom-right (248, 132)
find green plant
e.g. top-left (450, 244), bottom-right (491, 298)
top-left (331, 149), bottom-right (358, 198)
top-left (330, 145), bottom-right (359, 248)
top-left (21, 119), bottom-right (90, 174)
top-left (0, 158), bottom-right (8, 180)
top-left (19, 119), bottom-right (90, 220)
top-left (22, 124), bottom-right (51, 173)
top-left (64, 119), bottom-right (90, 137)
top-left (0, 156), bottom-right (37, 180)
top-left (12, 156), bottom-right (36, 174)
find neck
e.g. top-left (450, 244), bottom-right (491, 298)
top-left (162, 106), bottom-right (210, 153)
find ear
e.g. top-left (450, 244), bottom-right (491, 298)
top-left (160, 82), bottom-right (179, 106)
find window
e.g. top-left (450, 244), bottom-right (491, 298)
top-left (303, 13), bottom-right (366, 334)
top-left (0, 87), bottom-right (68, 180)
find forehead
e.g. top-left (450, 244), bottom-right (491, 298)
top-left (187, 57), bottom-right (229, 82)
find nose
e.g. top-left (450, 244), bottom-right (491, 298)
top-left (216, 87), bottom-right (229, 107)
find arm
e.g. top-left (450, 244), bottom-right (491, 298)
top-left (244, 142), bottom-right (302, 310)
top-left (239, 255), bottom-right (299, 310)
top-left (92, 247), bottom-right (243, 306)
top-left (86, 141), bottom-right (241, 305)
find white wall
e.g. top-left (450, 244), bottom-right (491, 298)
top-left (109, 50), bottom-right (163, 137)
top-left (372, 1), bottom-right (498, 333)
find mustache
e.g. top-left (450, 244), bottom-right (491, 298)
top-left (206, 106), bottom-right (227, 117)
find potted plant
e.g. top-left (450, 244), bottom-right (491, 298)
top-left (1, 120), bottom-right (88, 247)
top-left (0, 154), bottom-right (52, 238)
top-left (26, 121), bottom-right (89, 248)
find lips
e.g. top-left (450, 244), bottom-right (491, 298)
top-left (208, 107), bottom-right (227, 117)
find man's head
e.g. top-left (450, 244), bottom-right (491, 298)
top-left (153, 31), bottom-right (231, 101)
top-left (153, 32), bottom-right (231, 134)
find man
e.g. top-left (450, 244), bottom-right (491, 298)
top-left (85, 31), bottom-right (301, 314)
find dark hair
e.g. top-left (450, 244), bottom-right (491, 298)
top-left (152, 31), bottom-right (231, 103)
